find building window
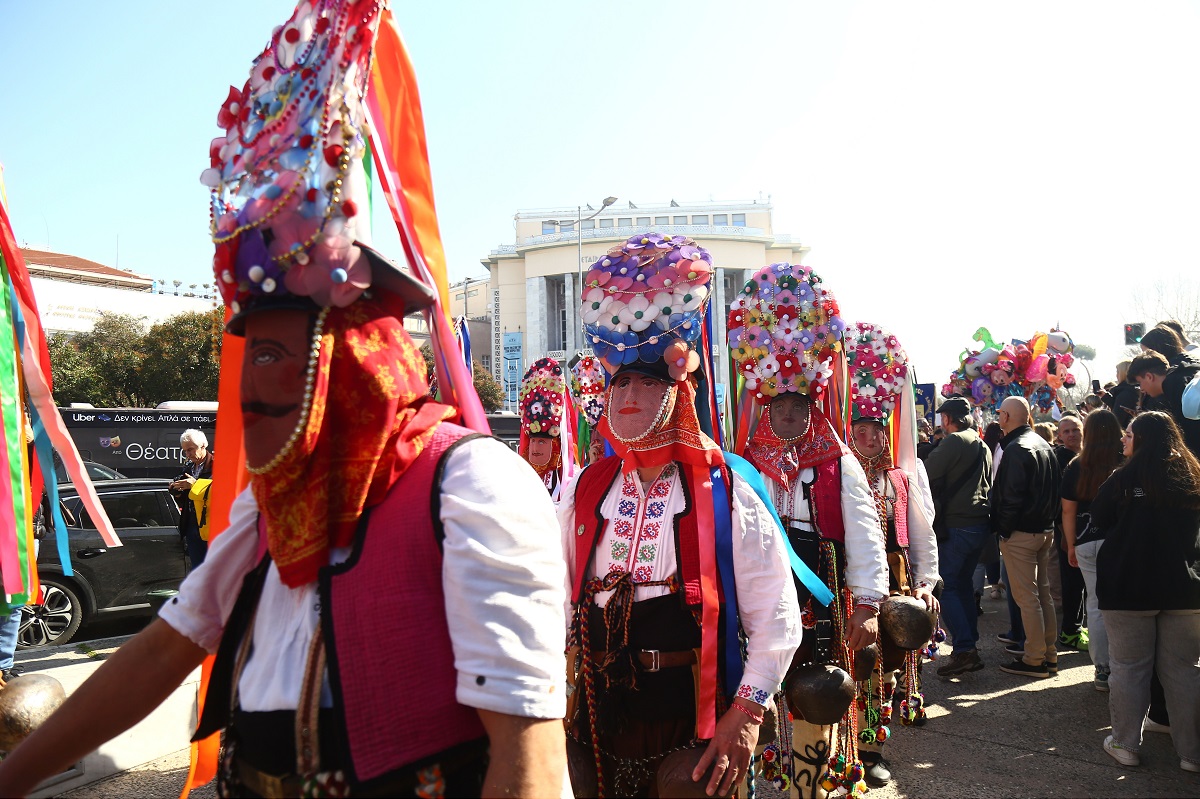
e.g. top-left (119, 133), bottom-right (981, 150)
top-left (561, 221), bottom-right (574, 231)
top-left (713, 214), bottom-right (728, 225)
top-left (654, 216), bottom-right (669, 225)
top-left (581, 219), bottom-right (595, 230)
top-left (454, 293), bottom-right (463, 301)
top-left (618, 217), bottom-right (632, 227)
top-left (673, 215), bottom-right (687, 224)
top-left (692, 215), bottom-right (709, 225)
top-left (732, 214), bottom-right (746, 226)
top-left (468, 289), bottom-right (479, 297)
top-left (638, 216), bottom-right (652, 226)
top-left (599, 218), bottom-right (613, 228)
top-left (542, 221), bottom-right (556, 234)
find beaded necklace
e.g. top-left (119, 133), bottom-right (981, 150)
top-left (246, 307), bottom-right (329, 475)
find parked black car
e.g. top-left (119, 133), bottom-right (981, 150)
top-left (51, 459), bottom-right (126, 484)
top-left (20, 479), bottom-right (187, 648)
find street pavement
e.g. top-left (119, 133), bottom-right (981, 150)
top-left (36, 590), bottom-right (1200, 797)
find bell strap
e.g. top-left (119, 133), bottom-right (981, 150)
top-left (295, 624), bottom-right (328, 777)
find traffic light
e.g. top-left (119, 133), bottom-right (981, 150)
top-left (1124, 323), bottom-right (1145, 345)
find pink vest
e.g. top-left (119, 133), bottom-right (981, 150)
top-left (325, 422), bottom-right (486, 782)
top-left (886, 468), bottom-right (910, 548)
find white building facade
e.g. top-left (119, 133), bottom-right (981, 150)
top-left (480, 200), bottom-right (809, 407)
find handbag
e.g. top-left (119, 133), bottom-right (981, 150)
top-left (932, 444), bottom-right (985, 540)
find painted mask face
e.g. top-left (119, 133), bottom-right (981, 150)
top-left (240, 309), bottom-right (313, 470)
top-left (527, 436), bottom-right (554, 467)
top-left (607, 372), bottom-right (674, 441)
top-left (769, 393), bottom-right (811, 441)
top-left (852, 420), bottom-right (888, 459)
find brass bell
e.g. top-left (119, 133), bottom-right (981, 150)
top-left (657, 747), bottom-right (735, 798)
top-left (852, 642), bottom-right (881, 681)
top-left (879, 595), bottom-right (936, 651)
top-left (0, 673), bottom-right (67, 752)
top-left (784, 663), bottom-right (855, 726)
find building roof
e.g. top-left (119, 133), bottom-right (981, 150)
top-left (514, 198), bottom-right (772, 219)
top-left (20, 248), bottom-right (153, 290)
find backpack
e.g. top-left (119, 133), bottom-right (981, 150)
top-left (1182, 370), bottom-right (1200, 420)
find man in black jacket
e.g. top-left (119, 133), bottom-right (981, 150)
top-left (992, 396), bottom-right (1062, 678)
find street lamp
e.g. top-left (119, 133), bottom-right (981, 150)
top-left (547, 196), bottom-right (617, 353)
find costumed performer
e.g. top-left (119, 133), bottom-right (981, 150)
top-left (519, 356), bottom-right (572, 498)
top-left (561, 232), bottom-right (801, 797)
top-left (572, 355), bottom-right (608, 465)
top-left (0, 3), bottom-right (569, 797)
top-left (845, 321), bottom-right (940, 788)
top-left (727, 262), bottom-right (888, 799)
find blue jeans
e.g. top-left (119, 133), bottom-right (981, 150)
top-left (0, 606), bottom-right (21, 671)
top-left (1000, 559), bottom-right (1026, 643)
top-left (938, 524), bottom-right (991, 653)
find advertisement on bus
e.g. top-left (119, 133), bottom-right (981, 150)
top-left (59, 408), bottom-right (218, 479)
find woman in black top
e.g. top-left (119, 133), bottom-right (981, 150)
top-left (1091, 412), bottom-right (1200, 771)
top-left (1061, 409), bottom-right (1122, 691)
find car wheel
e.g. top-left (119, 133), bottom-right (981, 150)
top-left (18, 579), bottom-right (84, 648)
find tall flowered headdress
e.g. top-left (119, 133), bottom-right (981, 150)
top-left (571, 356), bottom-right (607, 427)
top-left (849, 322), bottom-right (909, 425)
top-left (202, 0), bottom-right (432, 322)
top-left (518, 356), bottom-right (578, 492)
top-left (848, 321), bottom-right (920, 474)
top-left (727, 262), bottom-right (847, 405)
top-left (520, 357), bottom-right (567, 439)
top-left (581, 233), bottom-right (712, 381)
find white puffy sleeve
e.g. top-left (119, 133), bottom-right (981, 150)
top-left (439, 437), bottom-right (568, 720)
top-left (158, 487), bottom-right (260, 653)
top-left (839, 453), bottom-right (889, 603)
top-left (729, 471), bottom-right (802, 707)
top-left (907, 462), bottom-right (940, 589)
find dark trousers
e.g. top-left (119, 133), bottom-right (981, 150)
top-left (183, 523), bottom-right (208, 569)
top-left (938, 525), bottom-right (991, 653)
top-left (1058, 548), bottom-right (1086, 636)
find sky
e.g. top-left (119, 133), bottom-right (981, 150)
top-left (3, 0), bottom-right (1200, 387)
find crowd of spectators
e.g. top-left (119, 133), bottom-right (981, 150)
top-left (918, 320), bottom-right (1200, 774)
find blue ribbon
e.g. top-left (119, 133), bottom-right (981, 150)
top-left (7, 278), bottom-right (72, 576)
top-left (725, 452), bottom-right (833, 606)
top-left (710, 464), bottom-right (742, 696)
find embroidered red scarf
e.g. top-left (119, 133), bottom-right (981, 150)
top-left (745, 404), bottom-right (848, 491)
top-left (251, 298), bottom-right (455, 587)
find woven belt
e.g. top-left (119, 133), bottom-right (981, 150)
top-left (593, 648), bottom-right (697, 672)
top-left (234, 759), bottom-right (308, 798)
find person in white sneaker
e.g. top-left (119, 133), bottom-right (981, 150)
top-left (1093, 412), bottom-right (1200, 772)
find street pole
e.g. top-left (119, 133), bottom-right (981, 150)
top-left (462, 276), bottom-right (471, 319)
top-left (576, 205), bottom-right (583, 354)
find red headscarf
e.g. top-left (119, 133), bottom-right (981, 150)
top-left (251, 298), bottom-right (455, 587)
top-left (745, 403), bottom-right (848, 491)
top-left (596, 376), bottom-right (723, 475)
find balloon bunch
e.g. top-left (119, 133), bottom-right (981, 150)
top-left (943, 327), bottom-right (1077, 412)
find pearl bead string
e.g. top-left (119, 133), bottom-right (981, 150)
top-left (246, 307), bottom-right (330, 475)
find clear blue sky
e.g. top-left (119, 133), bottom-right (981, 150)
top-left (4, 1), bottom-right (1200, 384)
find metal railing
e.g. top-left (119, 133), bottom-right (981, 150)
top-left (519, 224), bottom-right (765, 246)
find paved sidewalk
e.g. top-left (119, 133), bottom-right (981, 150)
top-left (43, 591), bottom-right (1200, 797)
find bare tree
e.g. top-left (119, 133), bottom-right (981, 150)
top-left (1128, 275), bottom-right (1200, 341)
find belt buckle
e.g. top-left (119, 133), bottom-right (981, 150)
top-left (642, 649), bottom-right (661, 672)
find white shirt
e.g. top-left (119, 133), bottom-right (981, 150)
top-left (160, 437), bottom-right (567, 720)
top-left (868, 462), bottom-right (940, 589)
top-left (557, 462), bottom-right (801, 708)
top-left (764, 453), bottom-right (889, 602)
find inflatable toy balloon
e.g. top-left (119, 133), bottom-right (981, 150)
top-left (1047, 330), bottom-right (1073, 354)
top-left (1026, 353), bottom-right (1049, 383)
top-left (971, 376), bottom-right (995, 406)
top-left (972, 327), bottom-right (1000, 351)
